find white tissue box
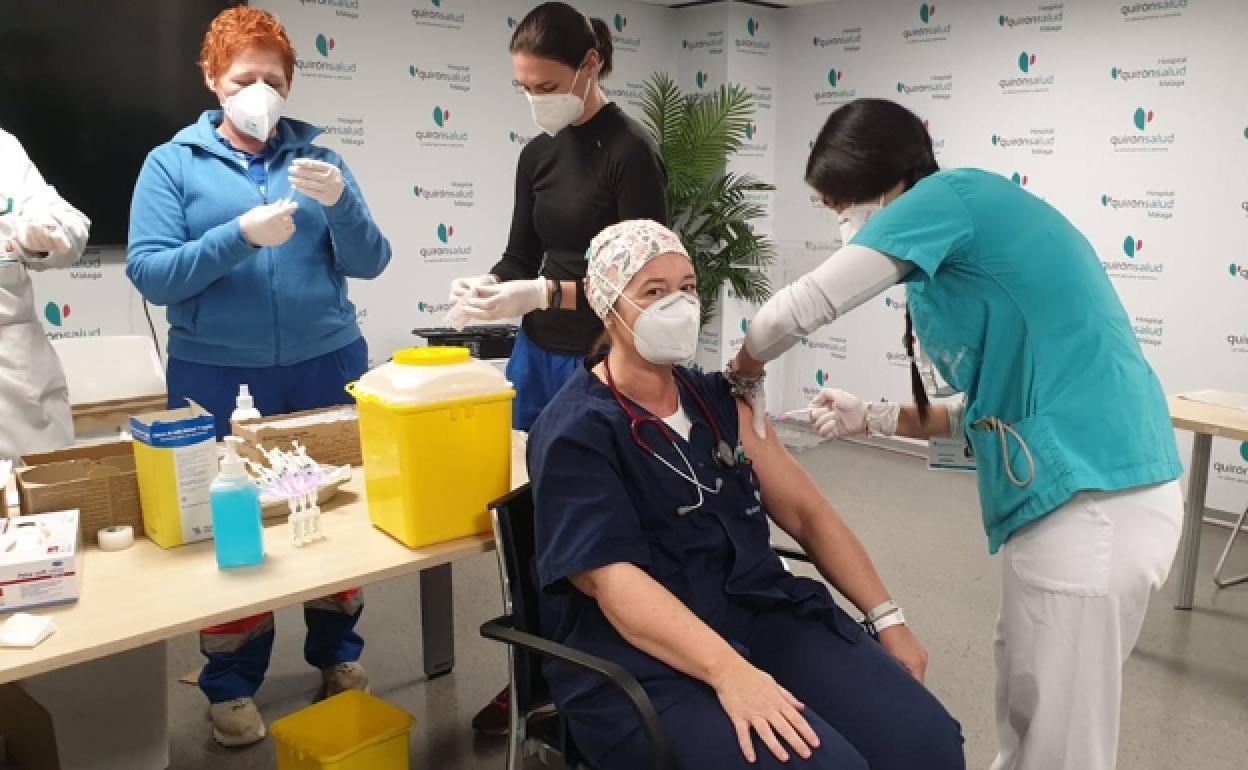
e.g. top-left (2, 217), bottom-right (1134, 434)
top-left (0, 509), bottom-right (82, 613)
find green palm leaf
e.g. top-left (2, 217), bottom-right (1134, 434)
top-left (640, 73), bottom-right (684, 155)
top-left (642, 73), bottom-right (775, 326)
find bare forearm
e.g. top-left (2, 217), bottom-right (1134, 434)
top-left (546, 279), bottom-right (578, 311)
top-left (732, 347), bottom-right (765, 379)
top-left (738, 400), bottom-right (894, 615)
top-left (896, 404), bottom-right (951, 440)
top-left (796, 510), bottom-right (892, 617)
top-left (574, 564), bottom-right (743, 685)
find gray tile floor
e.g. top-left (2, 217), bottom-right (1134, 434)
top-left (167, 439), bottom-right (1248, 769)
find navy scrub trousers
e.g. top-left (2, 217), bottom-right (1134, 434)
top-left (167, 337), bottom-right (368, 702)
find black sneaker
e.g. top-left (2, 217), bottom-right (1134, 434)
top-left (471, 687), bottom-right (511, 737)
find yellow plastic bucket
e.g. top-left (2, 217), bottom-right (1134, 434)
top-left (271, 690), bottom-right (413, 770)
top-left (348, 347), bottom-right (514, 549)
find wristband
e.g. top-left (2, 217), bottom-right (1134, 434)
top-left (865, 608), bottom-right (907, 636)
top-left (865, 599), bottom-right (899, 623)
top-left (725, 359), bottom-right (766, 400)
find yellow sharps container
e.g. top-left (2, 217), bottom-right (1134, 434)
top-left (349, 347), bottom-right (515, 548)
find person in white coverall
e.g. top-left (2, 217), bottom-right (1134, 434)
top-left (725, 99), bottom-right (1184, 770)
top-left (0, 128), bottom-right (90, 460)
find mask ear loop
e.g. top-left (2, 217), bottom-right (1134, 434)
top-left (608, 304), bottom-right (641, 346)
top-left (568, 50), bottom-right (598, 103)
top-left (973, 417), bottom-right (1036, 488)
top-left (597, 264), bottom-right (644, 345)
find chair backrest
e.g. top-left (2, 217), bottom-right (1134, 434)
top-left (51, 335), bottom-right (164, 405)
top-left (489, 483), bottom-right (552, 710)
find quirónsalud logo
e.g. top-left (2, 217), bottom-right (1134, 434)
top-left (1110, 107), bottom-right (1172, 151)
top-left (904, 2), bottom-right (950, 43)
top-left (298, 34), bottom-right (356, 76)
top-left (44, 302), bottom-right (70, 327)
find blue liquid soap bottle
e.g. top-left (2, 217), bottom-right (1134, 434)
top-left (210, 437), bottom-right (265, 569)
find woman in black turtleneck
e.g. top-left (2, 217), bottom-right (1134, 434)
top-left (451, 1), bottom-right (667, 433)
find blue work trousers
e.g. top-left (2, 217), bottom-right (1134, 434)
top-left (168, 338), bottom-right (369, 703)
top-left (596, 608), bottom-right (965, 770)
top-left (165, 337), bottom-right (367, 439)
top-left (505, 329), bottom-right (582, 432)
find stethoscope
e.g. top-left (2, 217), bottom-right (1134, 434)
top-left (603, 358), bottom-right (745, 516)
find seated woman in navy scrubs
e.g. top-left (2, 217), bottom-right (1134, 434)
top-left (527, 220), bottom-right (965, 770)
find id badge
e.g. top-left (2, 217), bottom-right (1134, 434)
top-left (928, 434), bottom-right (976, 472)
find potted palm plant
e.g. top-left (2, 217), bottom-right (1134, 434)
top-left (640, 73), bottom-right (775, 326)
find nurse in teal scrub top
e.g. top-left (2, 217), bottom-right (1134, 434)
top-left (726, 99), bottom-right (1183, 770)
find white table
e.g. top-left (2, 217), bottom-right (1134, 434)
top-left (1, 435), bottom-right (526, 768)
top-left (1168, 396), bottom-right (1248, 610)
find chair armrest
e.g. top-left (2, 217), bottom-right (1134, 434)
top-left (481, 616), bottom-right (677, 770)
top-left (768, 545), bottom-right (886, 640)
top-left (771, 544), bottom-right (813, 563)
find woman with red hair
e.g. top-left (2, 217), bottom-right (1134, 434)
top-left (127, 7), bottom-right (390, 747)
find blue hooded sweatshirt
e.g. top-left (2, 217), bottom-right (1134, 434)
top-left (127, 110), bottom-right (391, 367)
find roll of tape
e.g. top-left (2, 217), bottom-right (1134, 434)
top-left (98, 525), bottom-right (134, 551)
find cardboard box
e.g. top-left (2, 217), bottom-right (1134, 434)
top-left (130, 402), bottom-right (217, 549)
top-left (0, 510), bottom-right (82, 613)
top-left (70, 394), bottom-right (167, 441)
top-left (14, 442), bottom-right (144, 542)
top-left (232, 404), bottom-right (361, 467)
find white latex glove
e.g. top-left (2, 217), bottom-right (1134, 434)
top-left (810, 388), bottom-right (868, 439)
top-left (240, 200), bottom-right (298, 247)
top-left (449, 273), bottom-right (498, 302)
top-left (810, 388), bottom-right (901, 439)
top-left (289, 158), bottom-right (345, 206)
top-left (459, 277), bottom-right (549, 321)
top-left (13, 215), bottom-right (73, 255)
top-left (443, 302), bottom-right (473, 332)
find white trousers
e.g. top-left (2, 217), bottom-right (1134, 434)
top-left (989, 480), bottom-right (1183, 770)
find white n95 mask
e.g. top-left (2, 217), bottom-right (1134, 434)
top-left (838, 199), bottom-right (884, 245)
top-left (527, 65), bottom-right (588, 136)
top-left (224, 82), bottom-right (285, 142)
top-left (614, 292), bottom-right (701, 365)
